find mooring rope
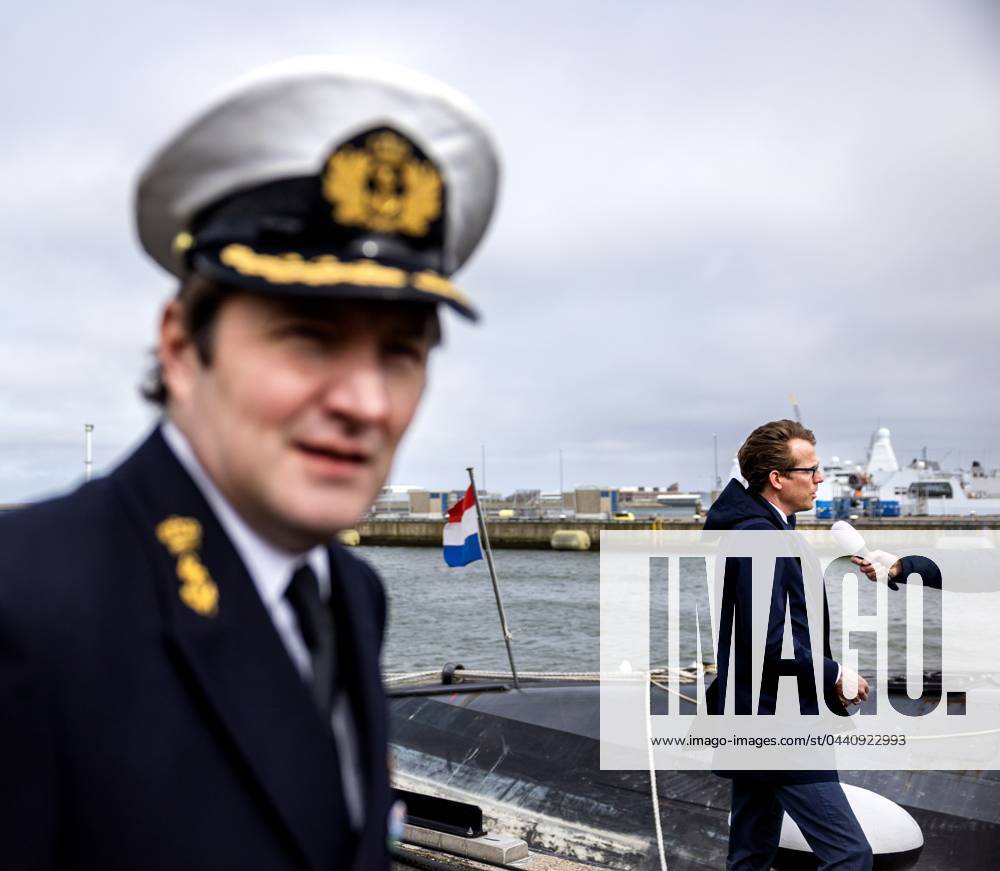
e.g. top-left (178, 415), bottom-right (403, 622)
top-left (645, 669), bottom-right (669, 871)
top-left (384, 665), bottom-right (714, 687)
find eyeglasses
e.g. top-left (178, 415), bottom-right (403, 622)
top-left (783, 465), bottom-right (821, 479)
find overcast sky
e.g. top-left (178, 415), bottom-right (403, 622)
top-left (1, 1), bottom-right (998, 501)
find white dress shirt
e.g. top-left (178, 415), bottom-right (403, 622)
top-left (161, 420), bottom-right (364, 828)
top-left (765, 498), bottom-right (789, 526)
top-left (763, 495), bottom-right (841, 686)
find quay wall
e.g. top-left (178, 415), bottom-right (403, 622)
top-left (358, 519), bottom-right (620, 549)
top-left (2, 505), bottom-right (996, 551)
top-left (356, 516), bottom-right (1000, 550)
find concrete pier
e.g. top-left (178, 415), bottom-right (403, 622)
top-left (359, 518), bottom-right (620, 549)
top-left (357, 516), bottom-right (1000, 550)
top-left (3, 504), bottom-right (996, 551)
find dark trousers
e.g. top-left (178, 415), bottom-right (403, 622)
top-left (728, 780), bottom-right (873, 871)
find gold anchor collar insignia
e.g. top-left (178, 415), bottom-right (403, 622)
top-left (156, 515), bottom-right (219, 617)
top-left (156, 515), bottom-right (202, 555)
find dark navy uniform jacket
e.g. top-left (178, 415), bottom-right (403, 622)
top-left (0, 428), bottom-right (391, 870)
top-left (703, 479), bottom-right (843, 784)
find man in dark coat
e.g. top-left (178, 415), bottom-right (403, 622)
top-left (0, 57), bottom-right (499, 870)
top-left (704, 419), bottom-right (873, 871)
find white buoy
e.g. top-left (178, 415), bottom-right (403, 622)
top-left (773, 784), bottom-right (923, 869)
top-left (337, 529), bottom-right (361, 546)
top-left (550, 529), bottom-right (591, 551)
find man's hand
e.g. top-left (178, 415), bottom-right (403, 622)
top-left (850, 552), bottom-right (901, 584)
top-left (835, 667), bottom-right (870, 707)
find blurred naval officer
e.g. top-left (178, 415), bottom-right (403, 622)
top-left (0, 57), bottom-right (499, 870)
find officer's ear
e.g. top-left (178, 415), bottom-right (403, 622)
top-left (768, 469), bottom-right (784, 492)
top-left (158, 298), bottom-right (200, 405)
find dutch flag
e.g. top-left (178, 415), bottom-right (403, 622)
top-left (443, 485), bottom-right (483, 567)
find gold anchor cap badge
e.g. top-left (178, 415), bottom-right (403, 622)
top-left (322, 129), bottom-right (443, 238)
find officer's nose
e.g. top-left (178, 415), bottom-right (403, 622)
top-left (318, 344), bottom-right (390, 427)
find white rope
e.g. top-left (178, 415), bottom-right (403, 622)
top-left (383, 670), bottom-right (441, 686)
top-left (908, 727), bottom-right (1000, 740)
top-left (645, 669), bottom-right (669, 871)
top-left (386, 666), bottom-right (708, 683)
top-left (648, 675), bottom-right (699, 705)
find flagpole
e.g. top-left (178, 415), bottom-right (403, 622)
top-left (466, 466), bottom-right (520, 689)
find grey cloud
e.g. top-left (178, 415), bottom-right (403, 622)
top-left (1, 0), bottom-right (997, 501)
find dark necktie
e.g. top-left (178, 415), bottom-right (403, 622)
top-left (284, 562), bottom-right (335, 717)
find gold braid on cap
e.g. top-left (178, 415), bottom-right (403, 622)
top-left (218, 244), bottom-right (471, 308)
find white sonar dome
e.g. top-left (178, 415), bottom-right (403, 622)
top-left (777, 784), bottom-right (923, 866)
top-left (866, 426), bottom-right (900, 474)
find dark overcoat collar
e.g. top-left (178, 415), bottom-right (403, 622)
top-left (110, 427), bottom-right (369, 870)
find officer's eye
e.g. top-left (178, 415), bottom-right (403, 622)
top-left (279, 323), bottom-right (337, 346)
top-left (382, 339), bottom-right (426, 364)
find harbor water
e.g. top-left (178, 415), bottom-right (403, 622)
top-left (363, 546), bottom-right (949, 677)
top-left (366, 545), bottom-right (601, 673)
